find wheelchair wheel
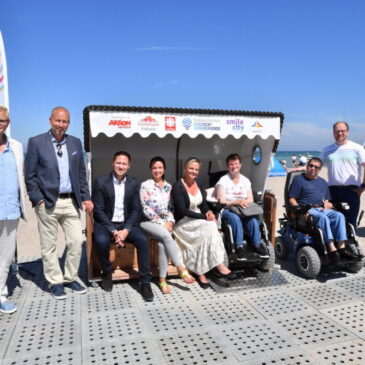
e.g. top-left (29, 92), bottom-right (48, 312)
top-left (296, 246), bottom-right (321, 278)
top-left (346, 244), bottom-right (365, 273)
top-left (259, 242), bottom-right (275, 271)
top-left (275, 236), bottom-right (288, 260)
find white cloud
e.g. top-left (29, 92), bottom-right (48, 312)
top-left (132, 46), bottom-right (206, 51)
top-left (152, 79), bottom-right (179, 88)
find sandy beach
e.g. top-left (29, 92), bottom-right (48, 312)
top-left (16, 167), bottom-right (365, 262)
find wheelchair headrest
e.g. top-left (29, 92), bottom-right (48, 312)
top-left (284, 170), bottom-right (305, 216)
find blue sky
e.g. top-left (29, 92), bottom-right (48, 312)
top-left (1, 0), bottom-right (365, 150)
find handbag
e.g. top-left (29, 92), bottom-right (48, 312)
top-left (228, 202), bottom-right (263, 217)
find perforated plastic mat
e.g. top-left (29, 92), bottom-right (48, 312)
top-left (1, 259), bottom-right (364, 364)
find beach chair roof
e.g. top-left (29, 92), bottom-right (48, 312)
top-left (83, 105), bottom-right (284, 201)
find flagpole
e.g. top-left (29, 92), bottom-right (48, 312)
top-left (0, 30), bottom-right (10, 136)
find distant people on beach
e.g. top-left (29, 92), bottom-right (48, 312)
top-left (92, 151), bottom-right (154, 301)
top-left (25, 107), bottom-right (93, 300)
top-left (0, 106), bottom-right (27, 314)
top-left (320, 121), bottom-right (365, 227)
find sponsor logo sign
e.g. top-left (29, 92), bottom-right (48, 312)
top-left (193, 118), bottom-right (221, 131)
top-left (182, 118), bottom-right (192, 130)
top-left (139, 115), bottom-right (159, 131)
top-left (250, 120), bottom-right (264, 134)
top-left (251, 121), bottom-right (263, 128)
top-left (226, 118), bottom-right (244, 132)
top-left (165, 116), bottom-right (176, 131)
top-left (108, 118), bottom-right (131, 129)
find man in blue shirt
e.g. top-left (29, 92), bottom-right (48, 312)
top-left (0, 106), bottom-right (27, 314)
top-left (289, 157), bottom-right (358, 264)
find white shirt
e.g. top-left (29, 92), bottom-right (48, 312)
top-left (320, 140), bottom-right (365, 186)
top-left (216, 173), bottom-right (251, 201)
top-left (112, 175), bottom-right (126, 222)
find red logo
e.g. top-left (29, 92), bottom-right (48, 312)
top-left (109, 119), bottom-right (131, 128)
top-left (165, 116), bottom-right (176, 131)
top-left (141, 116), bottom-right (157, 123)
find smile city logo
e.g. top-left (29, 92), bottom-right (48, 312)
top-left (182, 118), bottom-right (192, 130)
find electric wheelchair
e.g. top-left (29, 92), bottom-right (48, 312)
top-left (276, 171), bottom-right (364, 278)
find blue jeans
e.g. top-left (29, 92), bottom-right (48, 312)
top-left (329, 185), bottom-right (360, 227)
top-left (93, 222), bottom-right (152, 283)
top-left (309, 208), bottom-right (347, 245)
top-left (222, 209), bottom-right (261, 248)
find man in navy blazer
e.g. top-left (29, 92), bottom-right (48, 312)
top-left (25, 107), bottom-right (93, 299)
top-left (92, 151), bottom-right (153, 301)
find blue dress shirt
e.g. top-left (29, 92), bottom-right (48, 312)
top-left (0, 139), bottom-right (21, 220)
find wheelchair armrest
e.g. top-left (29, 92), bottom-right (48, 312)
top-left (333, 201), bottom-right (350, 212)
top-left (208, 201), bottom-right (227, 214)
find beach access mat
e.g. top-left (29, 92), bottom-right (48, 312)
top-left (1, 250), bottom-right (365, 365)
top-left (207, 268), bottom-right (288, 293)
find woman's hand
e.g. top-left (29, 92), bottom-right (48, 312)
top-left (206, 210), bottom-right (216, 221)
top-left (163, 221), bottom-right (173, 232)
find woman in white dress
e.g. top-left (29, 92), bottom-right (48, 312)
top-left (171, 157), bottom-right (235, 288)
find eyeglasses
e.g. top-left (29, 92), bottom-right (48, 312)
top-left (334, 130), bottom-right (348, 134)
top-left (0, 119), bottom-right (9, 124)
top-left (56, 143), bottom-right (63, 157)
top-left (308, 163), bottom-right (321, 170)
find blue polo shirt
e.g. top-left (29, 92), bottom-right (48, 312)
top-left (0, 138), bottom-right (20, 220)
top-left (289, 173), bottom-right (331, 206)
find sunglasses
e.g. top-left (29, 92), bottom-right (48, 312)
top-left (308, 163), bottom-right (321, 170)
top-left (56, 143), bottom-right (63, 157)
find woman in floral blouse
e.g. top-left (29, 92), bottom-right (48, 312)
top-left (140, 156), bottom-right (195, 294)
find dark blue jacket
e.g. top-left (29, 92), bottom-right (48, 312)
top-left (92, 172), bottom-right (141, 233)
top-left (25, 131), bottom-right (90, 209)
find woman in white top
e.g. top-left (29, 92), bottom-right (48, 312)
top-left (140, 156), bottom-right (194, 294)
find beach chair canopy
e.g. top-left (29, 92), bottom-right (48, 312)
top-left (83, 105), bottom-right (284, 202)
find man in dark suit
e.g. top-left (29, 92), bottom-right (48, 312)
top-left (92, 151), bottom-right (153, 301)
top-left (25, 106), bottom-right (93, 299)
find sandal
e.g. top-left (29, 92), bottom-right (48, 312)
top-left (179, 270), bottom-right (195, 284)
top-left (159, 281), bottom-right (171, 294)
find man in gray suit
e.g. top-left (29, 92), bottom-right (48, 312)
top-left (25, 106), bottom-right (93, 299)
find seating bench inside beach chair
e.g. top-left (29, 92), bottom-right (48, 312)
top-left (86, 191), bottom-right (277, 282)
top-left (86, 216), bottom-right (178, 282)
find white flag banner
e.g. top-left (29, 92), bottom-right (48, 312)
top-left (0, 30), bottom-right (10, 136)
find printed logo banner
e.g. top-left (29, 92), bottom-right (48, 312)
top-left (89, 111), bottom-right (281, 140)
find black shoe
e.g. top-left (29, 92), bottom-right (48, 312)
top-left (199, 281), bottom-right (211, 289)
top-left (140, 283), bottom-right (154, 301)
top-left (101, 272), bottom-right (113, 292)
top-left (338, 248), bottom-right (360, 261)
top-left (255, 243), bottom-right (269, 258)
top-left (213, 268), bottom-right (237, 281)
top-left (328, 251), bottom-right (340, 266)
top-left (236, 245), bottom-right (247, 260)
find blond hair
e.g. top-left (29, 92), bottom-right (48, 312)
top-left (0, 106), bottom-right (9, 119)
top-left (183, 157), bottom-right (201, 168)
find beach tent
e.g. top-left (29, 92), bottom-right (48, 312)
top-left (83, 105), bottom-right (284, 280)
top-left (269, 157), bottom-right (286, 177)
